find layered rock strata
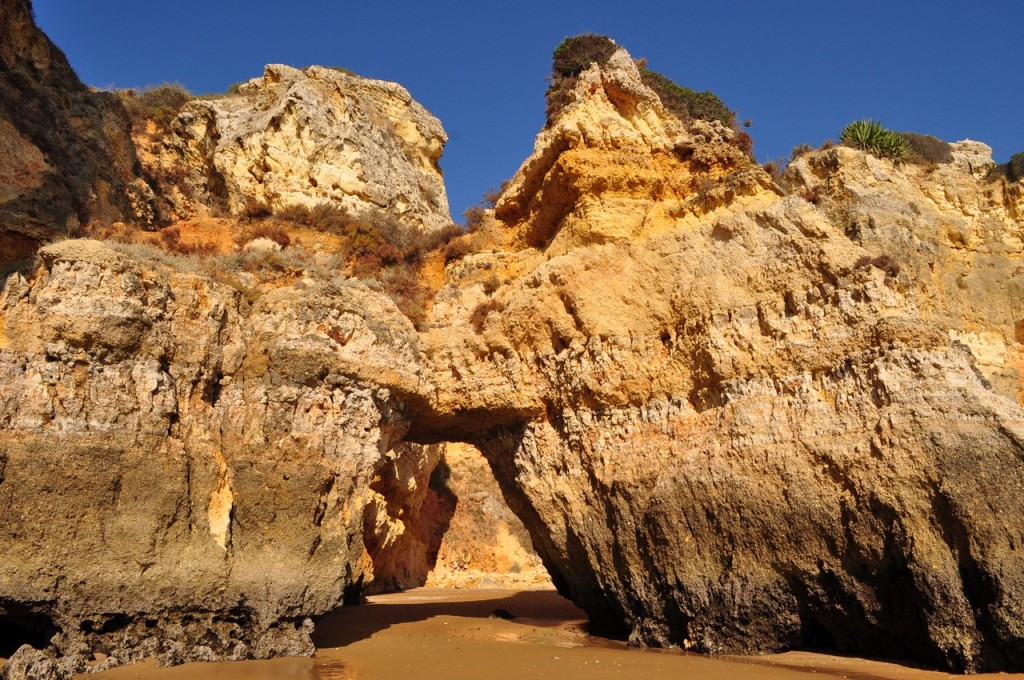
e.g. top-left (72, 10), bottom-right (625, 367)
top-left (4, 28), bottom-right (1024, 680)
top-left (0, 0), bottom-right (151, 270)
top-left (784, 144), bottom-right (1024, 403)
top-left (419, 49), bottom-right (1024, 673)
top-left (0, 240), bottom-right (437, 674)
top-left (139, 64), bottom-right (451, 231)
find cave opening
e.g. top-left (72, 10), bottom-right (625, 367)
top-left (0, 604), bottom-right (60, 658)
top-left (364, 441), bottom-right (551, 594)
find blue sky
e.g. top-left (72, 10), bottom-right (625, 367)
top-left (34, 1), bottom-right (1023, 223)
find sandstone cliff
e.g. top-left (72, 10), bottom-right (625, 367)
top-left (784, 143), bottom-right (1024, 403)
top-left (136, 64), bottom-right (451, 231)
top-left (4, 26), bottom-right (1024, 680)
top-left (416, 47), bottom-right (1024, 673)
top-left (0, 239), bottom-right (440, 673)
top-left (0, 0), bottom-right (151, 270)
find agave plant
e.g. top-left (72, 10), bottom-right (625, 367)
top-left (840, 119), bottom-right (910, 162)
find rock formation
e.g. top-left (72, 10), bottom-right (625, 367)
top-left (0, 0), bottom-right (151, 271)
top-left (137, 64), bottom-right (451, 231)
top-left (417, 47), bottom-right (1024, 673)
top-left (784, 143), bottom-right (1024, 403)
top-left (424, 443), bottom-right (550, 589)
top-left (4, 20), bottom-right (1024, 680)
top-left (0, 239), bottom-right (440, 675)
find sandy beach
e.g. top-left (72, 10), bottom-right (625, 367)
top-left (75, 588), bottom-right (1016, 680)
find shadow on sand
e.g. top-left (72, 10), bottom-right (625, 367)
top-left (312, 589), bottom-right (591, 650)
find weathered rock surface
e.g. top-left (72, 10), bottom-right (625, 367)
top-left (0, 240), bottom-right (438, 673)
top-left (0, 0), bottom-right (151, 270)
top-left (418, 49), bottom-right (1024, 672)
top-left (424, 443), bottom-right (550, 589)
top-left (141, 64), bottom-right (450, 230)
top-left (784, 143), bottom-right (1024, 403)
top-left (4, 26), bottom-right (1024, 679)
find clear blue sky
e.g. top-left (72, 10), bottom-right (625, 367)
top-left (34, 1), bottom-right (1023, 224)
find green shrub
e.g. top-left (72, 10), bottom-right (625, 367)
top-left (118, 83), bottom-right (192, 132)
top-left (545, 35), bottom-right (617, 123)
top-left (551, 34), bottom-right (618, 78)
top-left (840, 119), bottom-right (910, 162)
top-left (638, 67), bottom-right (733, 127)
top-left (1009, 152), bottom-right (1024, 182)
top-left (790, 143), bottom-right (813, 160)
top-left (899, 132), bottom-right (953, 165)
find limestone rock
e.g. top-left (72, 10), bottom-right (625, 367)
top-left (783, 144), bottom-right (1024, 404)
top-left (144, 64), bottom-right (451, 231)
top-left (424, 443), bottom-right (550, 589)
top-left (0, 0), bottom-right (149, 269)
top-left (0, 240), bottom-right (437, 672)
top-left (419, 48), bottom-right (1024, 673)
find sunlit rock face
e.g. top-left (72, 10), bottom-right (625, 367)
top-left (419, 46), bottom-right (1024, 673)
top-left (142, 64), bottom-right (451, 231)
top-left (784, 141), bottom-right (1024, 404)
top-left (4, 15), bottom-right (1024, 677)
top-left (0, 239), bottom-right (439, 674)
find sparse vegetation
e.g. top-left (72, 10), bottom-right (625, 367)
top-left (545, 34), bottom-right (619, 123)
top-left (236, 223), bottom-right (292, 249)
top-left (240, 197), bottom-right (273, 220)
top-left (839, 119), bottom-right (910, 162)
top-left (899, 132), bottom-right (953, 165)
top-left (470, 298), bottom-right (505, 333)
top-left (790, 143), bottom-right (813, 160)
top-left (117, 83), bottom-right (192, 132)
top-left (637, 66), bottom-right (734, 127)
top-left (1009, 152), bottom-right (1024, 182)
top-left (543, 33), bottom-right (735, 134)
top-left (551, 34), bottom-right (618, 79)
top-left (158, 225), bottom-right (218, 256)
top-left (325, 66), bottom-right (359, 77)
top-left (762, 159), bottom-right (785, 183)
top-left (800, 185), bottom-right (823, 205)
top-left (270, 202), bottom-right (467, 326)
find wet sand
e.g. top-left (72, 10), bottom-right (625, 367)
top-left (82, 588), bottom-right (1020, 680)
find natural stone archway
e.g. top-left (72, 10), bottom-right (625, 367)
top-left (4, 11), bottom-right (1024, 677)
top-left (412, 47), bottom-right (1024, 673)
top-left (360, 441), bottom-right (551, 594)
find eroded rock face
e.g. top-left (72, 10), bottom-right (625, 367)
top-left (424, 443), bottom-right (550, 589)
top-left (419, 49), bottom-right (1024, 672)
top-left (784, 143), bottom-right (1024, 403)
top-left (142, 64), bottom-right (451, 230)
top-left (0, 240), bottom-right (437, 672)
top-left (4, 28), bottom-right (1024, 678)
top-left (0, 0), bottom-right (150, 269)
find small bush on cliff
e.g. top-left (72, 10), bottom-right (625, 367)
top-left (552, 34), bottom-right (618, 78)
top-left (638, 67), bottom-right (733, 127)
top-left (840, 119), bottom-right (909, 162)
top-left (272, 202), bottom-right (466, 327)
top-left (118, 83), bottom-right (192, 132)
top-left (1009, 152), bottom-right (1024, 182)
top-left (545, 35), bottom-right (618, 123)
top-left (899, 132), bottom-right (953, 165)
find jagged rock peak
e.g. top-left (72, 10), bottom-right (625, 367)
top-left (490, 39), bottom-right (774, 254)
top-left (144, 63), bottom-right (452, 231)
